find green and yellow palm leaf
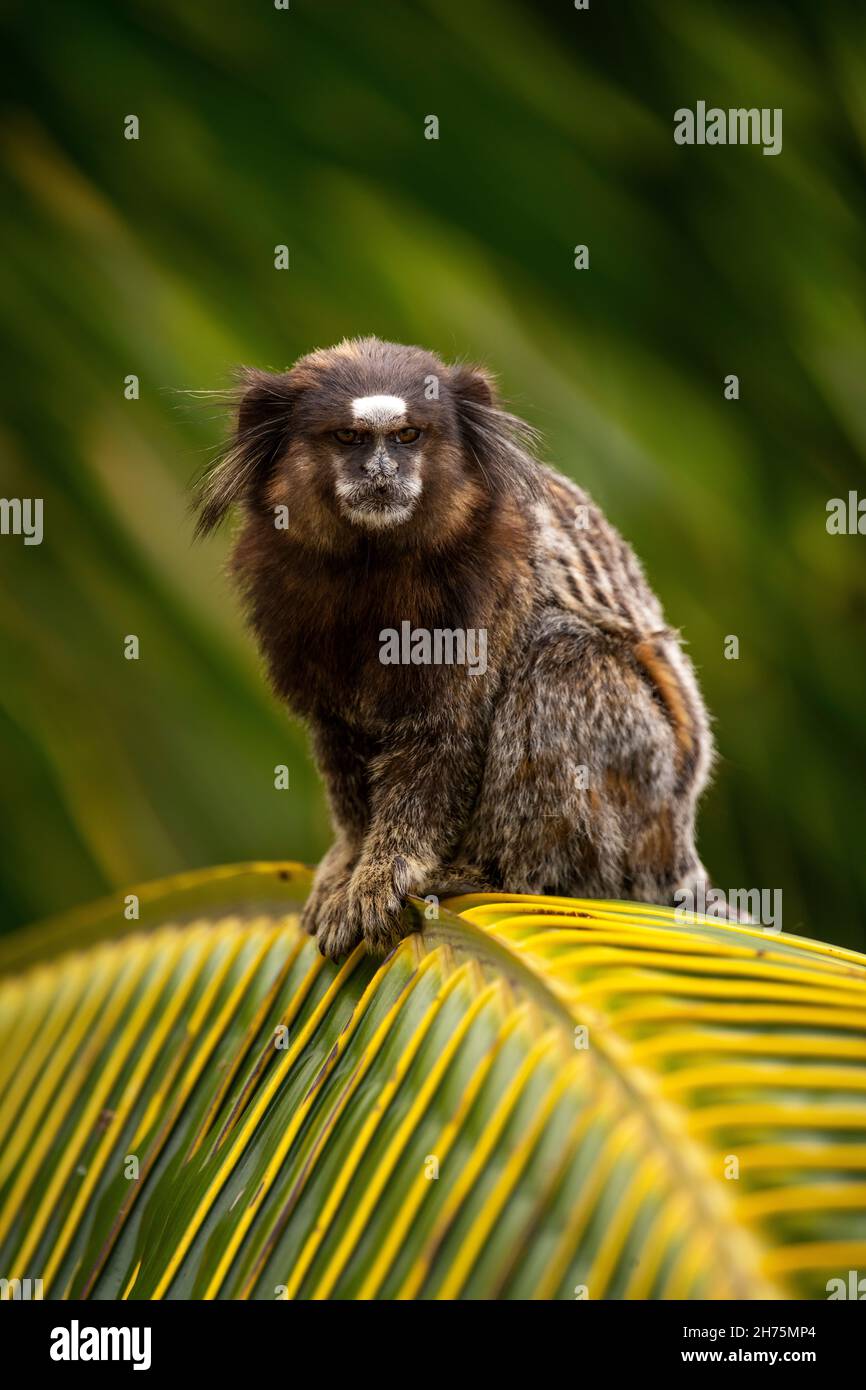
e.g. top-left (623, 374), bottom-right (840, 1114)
top-left (1, 863), bottom-right (865, 1300)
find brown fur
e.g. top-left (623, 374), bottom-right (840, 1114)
top-left (194, 337), bottom-right (714, 957)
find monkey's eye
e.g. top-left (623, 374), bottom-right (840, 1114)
top-left (333, 429), bottom-right (363, 445)
top-left (394, 427), bottom-right (421, 444)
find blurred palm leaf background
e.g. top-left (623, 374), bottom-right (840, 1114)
top-left (0, 0), bottom-right (864, 945)
top-left (2, 867), bottom-right (865, 1300)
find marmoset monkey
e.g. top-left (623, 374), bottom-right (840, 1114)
top-left (195, 337), bottom-right (713, 958)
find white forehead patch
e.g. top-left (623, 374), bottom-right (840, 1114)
top-left (351, 394), bottom-right (407, 428)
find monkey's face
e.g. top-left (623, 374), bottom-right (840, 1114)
top-left (304, 391), bottom-right (437, 533)
top-left (269, 341), bottom-right (479, 541)
top-left (194, 337), bottom-right (541, 548)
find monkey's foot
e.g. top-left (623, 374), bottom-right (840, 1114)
top-left (315, 857), bottom-right (411, 960)
top-left (427, 863), bottom-right (495, 897)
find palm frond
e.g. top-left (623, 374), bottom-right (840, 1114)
top-left (1, 864), bottom-right (865, 1300)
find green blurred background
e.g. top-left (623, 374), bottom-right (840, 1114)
top-left (0, 0), bottom-right (864, 947)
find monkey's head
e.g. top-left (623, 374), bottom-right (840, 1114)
top-left (193, 337), bottom-right (540, 550)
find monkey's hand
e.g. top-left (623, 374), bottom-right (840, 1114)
top-left (315, 855), bottom-right (414, 959)
top-left (301, 839), bottom-right (359, 938)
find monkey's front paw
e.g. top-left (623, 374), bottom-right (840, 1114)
top-left (315, 858), bottom-right (411, 960)
top-left (314, 887), bottom-right (364, 960)
top-left (301, 840), bottom-right (358, 938)
top-left (350, 859), bottom-right (409, 956)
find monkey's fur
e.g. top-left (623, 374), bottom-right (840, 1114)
top-left (195, 337), bottom-right (713, 958)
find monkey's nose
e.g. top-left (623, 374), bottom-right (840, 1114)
top-left (363, 451), bottom-right (398, 480)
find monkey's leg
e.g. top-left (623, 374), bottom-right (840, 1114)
top-left (315, 720), bottom-right (484, 958)
top-left (619, 804), bottom-right (708, 906)
top-left (301, 716), bottom-right (371, 938)
top-left (462, 619), bottom-right (708, 904)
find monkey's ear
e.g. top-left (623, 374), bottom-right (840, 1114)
top-left (449, 364), bottom-right (542, 503)
top-left (192, 368), bottom-right (296, 537)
